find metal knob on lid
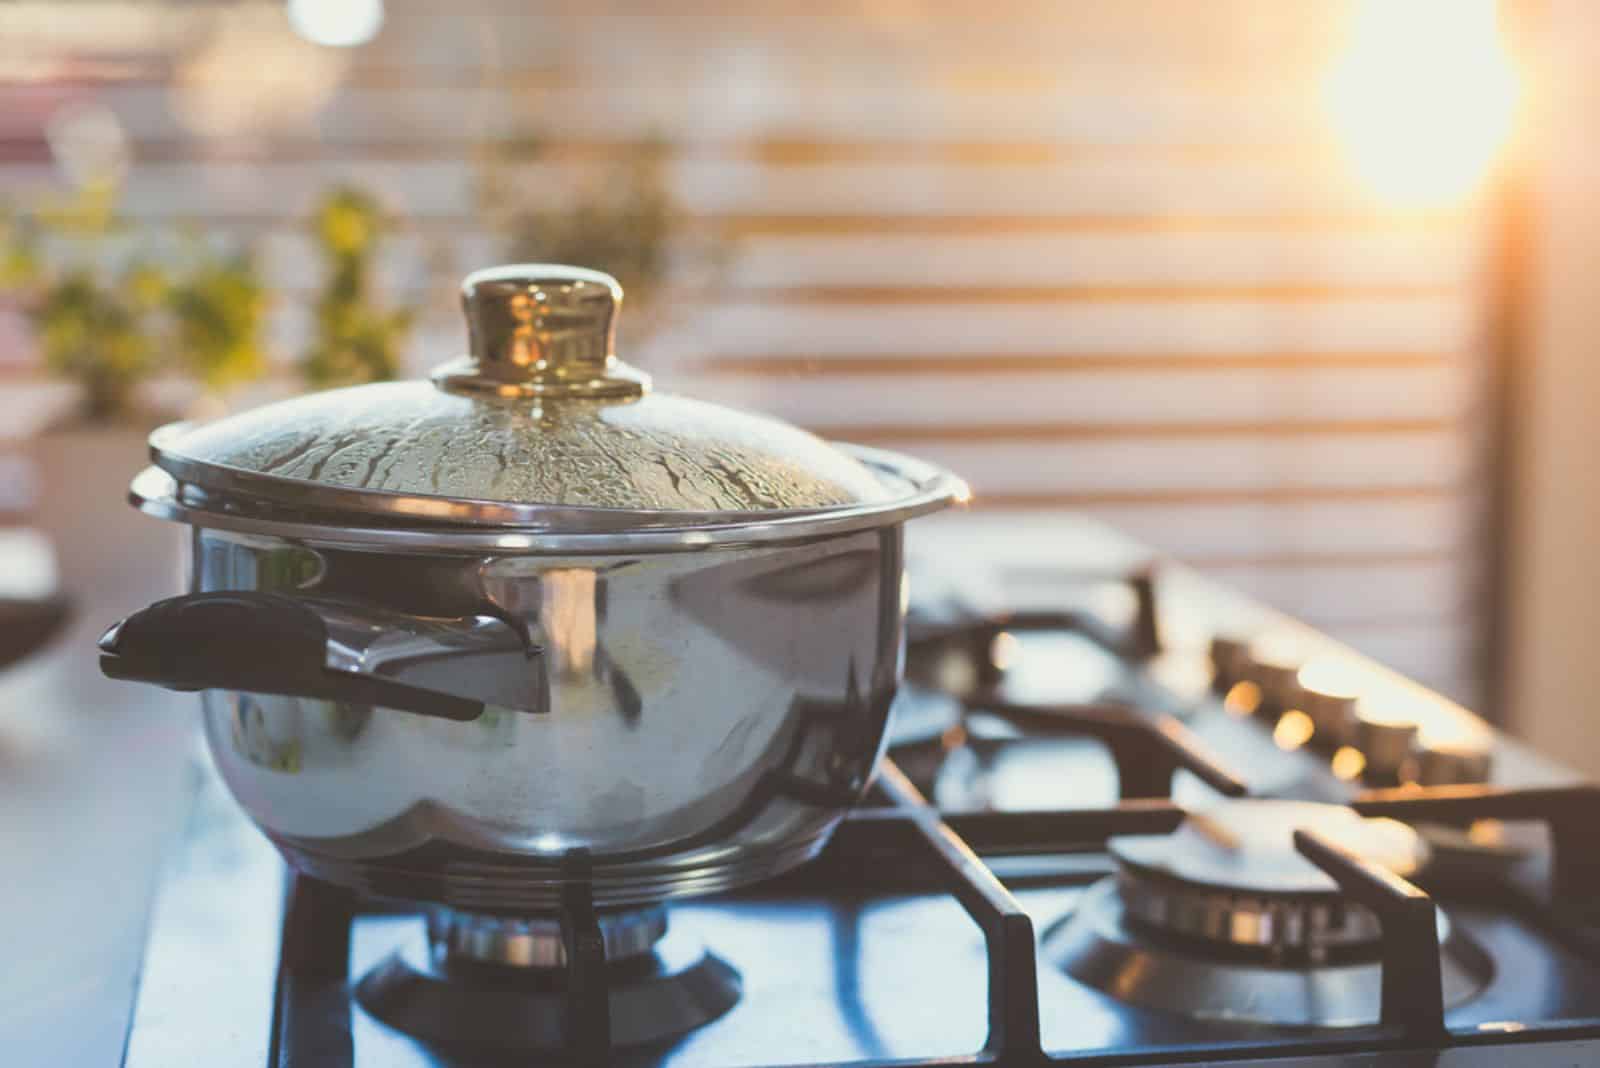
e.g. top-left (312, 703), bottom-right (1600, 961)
top-left (433, 264), bottom-right (651, 400)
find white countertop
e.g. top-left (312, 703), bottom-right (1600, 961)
top-left (0, 431), bottom-right (195, 1068)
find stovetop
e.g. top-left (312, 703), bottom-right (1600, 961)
top-left (118, 520), bottom-right (1600, 1067)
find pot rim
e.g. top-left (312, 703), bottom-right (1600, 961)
top-left (130, 443), bottom-right (968, 554)
top-left (150, 420), bottom-right (922, 531)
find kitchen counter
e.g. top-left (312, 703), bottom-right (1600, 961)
top-left (0, 432), bottom-right (194, 1068)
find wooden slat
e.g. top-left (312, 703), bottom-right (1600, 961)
top-left (0, 77), bottom-right (1341, 149)
top-left (663, 298), bottom-right (1472, 358)
top-left (0, 157), bottom-right (1463, 221)
top-left (711, 214), bottom-right (1466, 236)
top-left (1195, 557), bottom-right (1478, 626)
top-left (254, 228), bottom-right (1479, 291)
top-left (261, 300), bottom-right (1477, 376)
top-left (813, 421), bottom-right (1457, 442)
top-left (696, 353), bottom-right (1452, 373)
top-left (676, 363), bottom-right (1476, 428)
top-left (359, 2), bottom-right (1358, 87)
top-left (917, 498), bottom-right (1473, 560)
top-left (966, 487), bottom-right (1464, 507)
top-left (845, 431), bottom-right (1471, 496)
top-left (0, 2), bottom-right (1356, 98)
top-left (716, 284), bottom-right (1461, 303)
top-left (18, 227), bottom-right (1472, 297)
top-left (0, 136), bottom-right (1361, 167)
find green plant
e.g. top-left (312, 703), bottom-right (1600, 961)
top-left (167, 237), bottom-right (268, 393)
top-left (32, 264), bottom-right (167, 422)
top-left (300, 186), bottom-right (413, 388)
top-left (0, 183), bottom-right (267, 421)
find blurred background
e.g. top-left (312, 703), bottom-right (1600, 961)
top-left (0, 0), bottom-right (1590, 764)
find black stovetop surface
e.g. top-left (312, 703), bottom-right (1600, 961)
top-left (123, 761), bottom-right (1600, 1068)
top-left (120, 538), bottom-right (1600, 1067)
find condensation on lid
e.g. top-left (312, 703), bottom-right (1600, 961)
top-left (156, 381), bottom-right (893, 517)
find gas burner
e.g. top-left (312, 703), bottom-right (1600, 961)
top-left (1111, 801), bottom-right (1426, 957)
top-left (1045, 800), bottom-right (1494, 1027)
top-left (428, 904), bottom-right (670, 968)
top-left (355, 905), bottom-right (740, 1051)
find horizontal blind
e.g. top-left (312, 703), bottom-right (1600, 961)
top-left (0, 0), bottom-right (1493, 702)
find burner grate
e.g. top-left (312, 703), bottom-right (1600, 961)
top-left (1292, 827), bottom-right (1445, 1033)
top-left (962, 698), bottom-right (1248, 801)
top-left (266, 774), bottom-right (1600, 1067)
top-left (560, 857), bottom-right (611, 1065)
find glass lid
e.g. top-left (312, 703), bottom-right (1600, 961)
top-left (149, 265), bottom-right (904, 529)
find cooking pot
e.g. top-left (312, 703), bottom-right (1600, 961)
top-left (99, 265), bottom-right (966, 910)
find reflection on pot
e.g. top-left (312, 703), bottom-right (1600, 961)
top-left (541, 567), bottom-right (598, 677)
top-left (175, 525), bottom-right (908, 909)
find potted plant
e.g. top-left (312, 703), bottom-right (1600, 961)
top-left (0, 182), bottom-right (267, 557)
top-left (2, 183), bottom-right (268, 424)
top-left (2, 185), bottom-right (163, 425)
top-left (166, 232), bottom-right (268, 417)
top-left (299, 186), bottom-right (414, 388)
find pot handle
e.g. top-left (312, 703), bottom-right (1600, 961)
top-left (98, 591), bottom-right (545, 722)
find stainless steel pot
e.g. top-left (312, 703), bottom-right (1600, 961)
top-left (99, 265), bottom-right (966, 910)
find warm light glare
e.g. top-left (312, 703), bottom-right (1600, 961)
top-left (1330, 746), bottom-right (1368, 781)
top-left (288, 0), bottom-right (385, 48)
top-left (1354, 694), bottom-right (1415, 728)
top-left (1248, 632), bottom-right (1303, 670)
top-left (989, 630), bottom-right (1020, 671)
top-left (172, 8), bottom-right (347, 136)
top-left (1295, 655), bottom-right (1365, 700)
top-left (1273, 710), bottom-right (1316, 751)
top-left (1324, 0), bottom-right (1518, 207)
top-left (1223, 680), bottom-right (1261, 717)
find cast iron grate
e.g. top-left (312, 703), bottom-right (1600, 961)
top-left (269, 764), bottom-right (1600, 1067)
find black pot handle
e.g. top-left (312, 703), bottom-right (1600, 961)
top-left (99, 591), bottom-right (542, 722)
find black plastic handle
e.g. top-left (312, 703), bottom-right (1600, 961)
top-left (98, 591), bottom-right (484, 722)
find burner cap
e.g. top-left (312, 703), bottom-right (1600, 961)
top-left (429, 905), bottom-right (668, 969)
top-left (1045, 879), bottom-right (1491, 1028)
top-left (358, 918), bottom-right (741, 1050)
top-left (1109, 800), bottom-right (1429, 957)
top-left (1112, 800), bottom-right (1425, 895)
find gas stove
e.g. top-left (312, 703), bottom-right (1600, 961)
top-left (120, 518), bottom-right (1600, 1067)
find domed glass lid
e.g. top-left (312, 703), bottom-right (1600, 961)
top-left (149, 265), bottom-right (906, 529)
